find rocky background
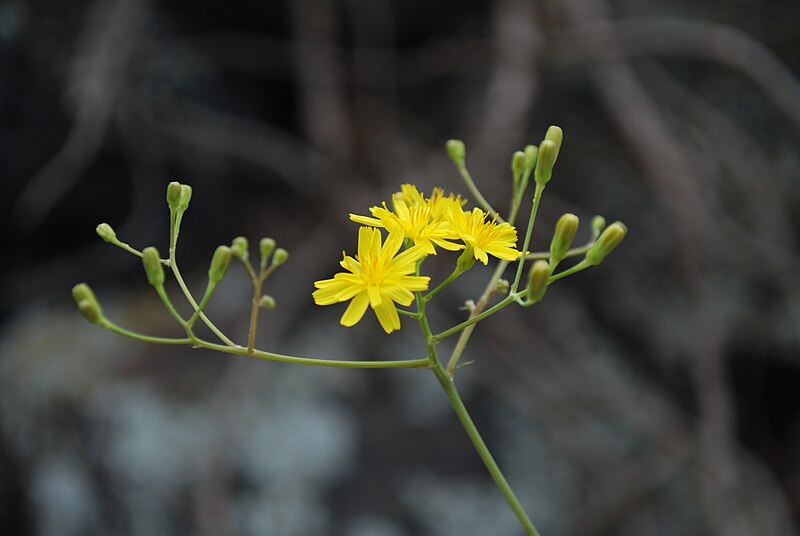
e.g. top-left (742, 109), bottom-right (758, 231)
top-left (1, 0), bottom-right (800, 535)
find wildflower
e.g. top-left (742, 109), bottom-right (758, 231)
top-left (449, 207), bottom-right (521, 264)
top-left (313, 227), bottom-right (430, 333)
top-left (350, 184), bottom-right (464, 255)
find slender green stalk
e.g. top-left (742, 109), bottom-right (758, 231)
top-left (154, 285), bottom-right (188, 327)
top-left (549, 259), bottom-right (591, 282)
top-left (169, 253), bottom-right (236, 347)
top-left (526, 242), bottom-right (593, 261)
top-left (432, 295), bottom-right (514, 343)
top-left (457, 163), bottom-right (502, 222)
top-left (423, 267), bottom-right (465, 303)
top-left (397, 308), bottom-right (420, 318)
top-left (247, 272), bottom-right (264, 354)
top-left (198, 340), bottom-right (430, 369)
top-left (417, 285), bottom-right (540, 536)
top-left (512, 183), bottom-right (545, 292)
top-left (100, 319), bottom-right (192, 345)
top-left (187, 281), bottom-right (217, 328)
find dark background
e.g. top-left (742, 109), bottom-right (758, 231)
top-left (1, 0), bottom-right (799, 535)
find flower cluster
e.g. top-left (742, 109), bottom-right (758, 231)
top-left (313, 184), bottom-right (521, 333)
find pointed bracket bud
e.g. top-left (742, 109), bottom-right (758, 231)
top-left (231, 236), bottom-right (249, 262)
top-left (178, 184), bottom-right (192, 211)
top-left (446, 139), bottom-right (466, 167)
top-left (96, 223), bottom-right (117, 243)
top-left (456, 245), bottom-right (476, 273)
top-left (590, 215), bottom-right (606, 239)
top-left (209, 245), bottom-right (232, 282)
top-left (534, 139), bottom-right (557, 186)
top-left (167, 181), bottom-right (182, 210)
top-left (544, 125), bottom-right (563, 161)
top-left (272, 248), bottom-right (289, 267)
top-left (72, 283), bottom-right (103, 324)
top-left (141, 247), bottom-right (165, 286)
top-left (511, 151), bottom-right (526, 193)
top-left (526, 260), bottom-right (550, 303)
top-left (585, 222), bottom-right (627, 266)
top-left (258, 295), bottom-right (276, 310)
top-left (259, 237), bottom-right (276, 269)
top-left (549, 213), bottom-right (579, 265)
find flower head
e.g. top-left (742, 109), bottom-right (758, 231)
top-left (350, 184), bottom-right (464, 255)
top-left (449, 207), bottom-right (521, 264)
top-left (313, 227), bottom-right (430, 333)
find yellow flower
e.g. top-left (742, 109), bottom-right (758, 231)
top-left (350, 184), bottom-right (464, 255)
top-left (449, 207), bottom-right (521, 264)
top-left (313, 227), bottom-right (430, 333)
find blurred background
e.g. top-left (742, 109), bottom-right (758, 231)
top-left (1, 0), bottom-right (799, 535)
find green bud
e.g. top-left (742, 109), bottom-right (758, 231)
top-left (496, 279), bottom-right (510, 294)
top-left (524, 144), bottom-right (538, 172)
top-left (534, 140), bottom-right (557, 186)
top-left (142, 247), bottom-right (164, 286)
top-left (590, 215), bottom-right (606, 237)
top-left (446, 139), bottom-right (466, 166)
top-left (209, 245), bottom-right (232, 282)
top-left (272, 248), bottom-right (289, 266)
top-left (167, 181), bottom-right (182, 210)
top-left (456, 245), bottom-right (476, 273)
top-left (258, 295), bottom-right (276, 310)
top-left (71, 283), bottom-right (103, 324)
top-left (96, 223), bottom-right (116, 243)
top-left (544, 125), bottom-right (563, 160)
top-left (511, 151), bottom-right (526, 192)
top-left (526, 260), bottom-right (550, 303)
top-left (231, 236), bottom-right (249, 261)
top-left (259, 237), bottom-right (276, 265)
top-left (585, 222), bottom-right (627, 265)
top-left (549, 213), bottom-right (579, 264)
top-left (178, 184), bottom-right (193, 210)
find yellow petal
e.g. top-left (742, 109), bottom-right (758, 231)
top-left (340, 291), bottom-right (369, 327)
top-left (373, 299), bottom-right (400, 333)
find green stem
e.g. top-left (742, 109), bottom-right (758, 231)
top-left (512, 183), bottom-right (545, 292)
top-left (187, 281), bottom-right (217, 328)
top-left (423, 267), bottom-right (464, 303)
top-left (432, 366), bottom-right (541, 536)
top-left (247, 272), bottom-right (264, 353)
top-left (525, 242), bottom-right (592, 261)
top-left (154, 284), bottom-right (188, 327)
top-left (549, 259), bottom-right (592, 282)
top-left (169, 254), bottom-right (236, 347)
top-left (397, 308), bottom-right (420, 318)
top-left (100, 319), bottom-right (192, 345)
top-left (445, 260), bottom-right (508, 376)
top-left (457, 163), bottom-right (503, 222)
top-left (197, 340), bottom-right (430, 369)
top-left (432, 295), bottom-right (514, 343)
top-left (417, 289), bottom-right (540, 536)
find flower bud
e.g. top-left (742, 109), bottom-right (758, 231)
top-left (544, 125), bottom-right (563, 160)
top-left (585, 222), bottom-right (627, 266)
top-left (96, 223), bottom-right (116, 243)
top-left (209, 245), bottom-right (232, 282)
top-left (446, 139), bottom-right (466, 166)
top-left (456, 245), bottom-right (476, 273)
top-left (272, 247), bottom-right (289, 266)
top-left (590, 215), bottom-right (606, 237)
top-left (496, 279), bottom-right (509, 294)
top-left (231, 236), bottom-right (249, 261)
top-left (524, 144), bottom-right (538, 172)
top-left (72, 283), bottom-right (103, 324)
top-left (549, 213), bottom-right (579, 265)
top-left (511, 150), bottom-right (526, 182)
top-left (534, 139), bottom-right (557, 186)
top-left (142, 247), bottom-right (164, 286)
top-left (526, 260), bottom-right (550, 303)
top-left (259, 237), bottom-right (276, 265)
top-left (258, 295), bottom-right (276, 310)
top-left (167, 181), bottom-right (182, 210)
top-left (178, 184), bottom-right (193, 210)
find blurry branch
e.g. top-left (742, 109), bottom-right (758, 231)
top-left (553, 17), bottom-right (800, 133)
top-left (13, 0), bottom-right (143, 230)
